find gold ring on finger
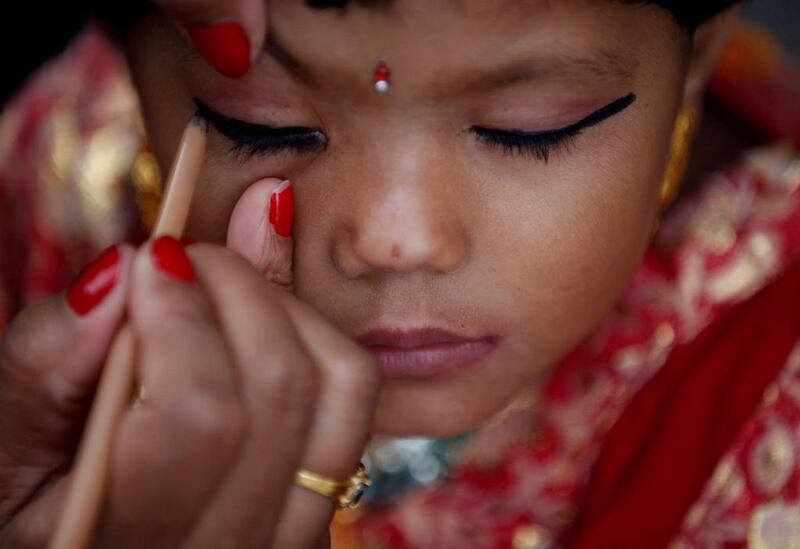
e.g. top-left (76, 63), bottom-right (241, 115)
top-left (293, 463), bottom-right (371, 510)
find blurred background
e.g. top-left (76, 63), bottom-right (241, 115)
top-left (743, 0), bottom-right (800, 55)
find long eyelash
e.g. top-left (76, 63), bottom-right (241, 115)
top-left (473, 93), bottom-right (636, 163)
top-left (193, 98), bottom-right (327, 157)
top-left (474, 127), bottom-right (581, 162)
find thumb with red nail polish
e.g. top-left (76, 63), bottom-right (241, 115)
top-left (227, 178), bottom-right (294, 290)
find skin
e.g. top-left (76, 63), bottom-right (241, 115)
top-left (155, 0), bottom-right (268, 64)
top-left (130, 0), bottom-right (684, 436)
top-left (0, 1), bottom-right (736, 546)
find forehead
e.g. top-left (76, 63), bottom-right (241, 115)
top-left (266, 0), bottom-right (679, 79)
top-left (267, 0), bottom-right (677, 43)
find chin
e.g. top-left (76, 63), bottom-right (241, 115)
top-left (370, 386), bottom-right (506, 438)
top-left (367, 345), bottom-right (545, 437)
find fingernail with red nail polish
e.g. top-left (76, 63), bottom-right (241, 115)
top-left (186, 21), bottom-right (251, 78)
top-left (151, 236), bottom-right (196, 283)
top-left (67, 246), bottom-right (121, 316)
top-left (269, 181), bottom-right (294, 238)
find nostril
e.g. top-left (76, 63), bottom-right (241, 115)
top-left (331, 220), bottom-right (471, 278)
top-left (330, 200), bottom-right (470, 278)
top-left (330, 227), bottom-right (368, 279)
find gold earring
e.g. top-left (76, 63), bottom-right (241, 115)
top-left (660, 103), bottom-right (698, 210)
top-left (131, 128), bottom-right (163, 233)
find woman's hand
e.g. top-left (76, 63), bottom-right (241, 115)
top-left (155, 0), bottom-right (267, 78)
top-left (0, 178), bottom-right (380, 548)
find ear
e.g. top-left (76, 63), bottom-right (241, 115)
top-left (683, 5), bottom-right (741, 105)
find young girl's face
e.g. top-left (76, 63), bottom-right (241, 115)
top-left (128, 0), bottom-right (686, 436)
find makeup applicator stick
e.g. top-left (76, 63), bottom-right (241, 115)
top-left (50, 116), bottom-right (207, 549)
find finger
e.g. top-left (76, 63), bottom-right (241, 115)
top-left (273, 297), bottom-right (380, 549)
top-left (159, 0), bottom-right (267, 78)
top-left (227, 178), bottom-right (294, 290)
top-left (97, 237), bottom-right (243, 548)
top-left (181, 244), bottom-right (317, 547)
top-left (0, 246), bottom-right (132, 472)
top-left (0, 245), bottom-right (133, 544)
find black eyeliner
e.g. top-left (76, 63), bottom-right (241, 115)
top-left (567, 92), bottom-right (636, 133)
top-left (192, 98), bottom-right (327, 156)
top-left (496, 93), bottom-right (636, 138)
top-left (473, 93), bottom-right (637, 162)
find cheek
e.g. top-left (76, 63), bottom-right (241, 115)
top-left (186, 153), bottom-right (313, 242)
top-left (186, 167), bottom-right (246, 242)
top-left (488, 130), bottom-right (671, 363)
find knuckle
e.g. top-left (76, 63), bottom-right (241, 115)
top-left (138, 290), bottom-right (216, 341)
top-left (330, 350), bottom-right (380, 402)
top-left (1, 322), bottom-right (34, 378)
top-left (191, 242), bottom-right (249, 270)
top-left (261, 240), bottom-right (292, 277)
top-left (252, 353), bottom-right (319, 415)
top-left (165, 390), bottom-right (245, 449)
top-left (1, 303), bottom-right (54, 381)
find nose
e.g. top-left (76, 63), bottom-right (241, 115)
top-left (331, 147), bottom-right (469, 278)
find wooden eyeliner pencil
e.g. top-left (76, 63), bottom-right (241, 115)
top-left (50, 116), bottom-right (207, 549)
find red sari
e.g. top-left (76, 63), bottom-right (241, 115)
top-left (570, 256), bottom-right (800, 548)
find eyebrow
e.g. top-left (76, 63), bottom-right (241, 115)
top-left (448, 51), bottom-right (636, 96)
top-left (264, 32), bottom-right (318, 85)
top-left (265, 32), bottom-right (636, 95)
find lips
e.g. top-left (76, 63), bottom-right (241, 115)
top-left (356, 328), bottom-right (497, 379)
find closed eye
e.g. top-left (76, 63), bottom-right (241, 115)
top-left (193, 98), bottom-right (327, 157)
top-left (473, 93), bottom-right (636, 163)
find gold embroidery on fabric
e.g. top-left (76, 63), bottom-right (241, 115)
top-left (750, 422), bottom-right (794, 496)
top-left (612, 347), bottom-right (647, 376)
top-left (749, 501), bottom-right (800, 549)
top-left (719, 464), bottom-right (746, 508)
top-left (786, 344), bottom-right (800, 374)
top-left (676, 458), bottom-right (744, 543)
top-left (28, 70), bottom-right (142, 269)
top-left (747, 145), bottom-right (800, 194)
top-left (676, 252), bottom-right (711, 338)
top-left (132, 147), bottom-right (163, 232)
top-left (706, 232), bottom-right (781, 303)
top-left (763, 384), bottom-right (781, 407)
top-left (512, 524), bottom-right (553, 549)
top-left (690, 182), bottom-right (739, 255)
top-left (684, 503), bottom-right (706, 530)
top-left (709, 457), bottom-right (736, 496)
top-left (46, 103), bottom-right (78, 188)
top-left (784, 345), bottom-right (800, 405)
top-left (785, 158), bottom-right (800, 193)
top-left (79, 125), bottom-right (140, 235)
top-left (37, 106), bottom-right (82, 269)
top-left (654, 323), bottom-right (676, 348)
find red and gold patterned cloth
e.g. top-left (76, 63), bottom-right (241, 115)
top-left (0, 26), bottom-right (145, 331)
top-left (1, 22), bottom-right (800, 549)
top-left (354, 144), bottom-right (800, 549)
